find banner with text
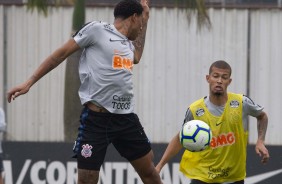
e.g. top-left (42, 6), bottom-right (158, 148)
top-left (2, 142), bottom-right (282, 184)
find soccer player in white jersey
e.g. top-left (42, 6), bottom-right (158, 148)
top-left (156, 60), bottom-right (269, 184)
top-left (7, 0), bottom-right (163, 183)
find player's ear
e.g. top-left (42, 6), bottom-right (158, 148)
top-left (206, 75), bottom-right (210, 82)
top-left (131, 13), bottom-right (138, 22)
top-left (228, 78), bottom-right (232, 85)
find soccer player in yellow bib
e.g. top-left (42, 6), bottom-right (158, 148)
top-left (156, 60), bottom-right (269, 184)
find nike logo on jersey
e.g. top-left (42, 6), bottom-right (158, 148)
top-left (216, 122), bottom-right (223, 126)
top-left (109, 38), bottom-right (127, 45)
top-left (109, 38), bottom-right (127, 42)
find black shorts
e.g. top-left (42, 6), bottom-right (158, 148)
top-left (190, 179), bottom-right (244, 184)
top-left (73, 106), bottom-right (152, 170)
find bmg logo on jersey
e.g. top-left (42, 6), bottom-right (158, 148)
top-left (112, 54), bottom-right (133, 72)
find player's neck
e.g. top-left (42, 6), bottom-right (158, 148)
top-left (209, 94), bottom-right (228, 106)
top-left (114, 18), bottom-right (130, 38)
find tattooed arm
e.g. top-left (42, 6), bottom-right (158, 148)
top-left (255, 111), bottom-right (269, 164)
top-left (133, 0), bottom-right (150, 64)
top-left (7, 39), bottom-right (80, 102)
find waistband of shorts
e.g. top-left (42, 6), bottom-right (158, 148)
top-left (84, 104), bottom-right (136, 118)
top-left (86, 102), bottom-right (109, 113)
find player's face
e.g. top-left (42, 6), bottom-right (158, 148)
top-left (128, 13), bottom-right (143, 40)
top-left (206, 66), bottom-right (232, 96)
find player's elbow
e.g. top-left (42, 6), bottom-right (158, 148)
top-left (133, 52), bottom-right (141, 64)
top-left (257, 111), bottom-right (268, 122)
top-left (134, 59), bottom-right (140, 64)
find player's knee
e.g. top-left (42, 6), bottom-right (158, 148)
top-left (139, 165), bottom-right (161, 182)
top-left (78, 169), bottom-right (99, 184)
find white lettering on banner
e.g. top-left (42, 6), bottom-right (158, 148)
top-left (3, 160), bottom-right (13, 184)
top-left (30, 161), bottom-right (46, 184)
top-left (160, 163), bottom-right (172, 183)
top-left (113, 163), bottom-right (127, 184)
top-left (16, 159), bottom-right (32, 184)
top-left (67, 162), bottom-right (78, 184)
top-left (172, 164), bottom-right (190, 184)
top-left (159, 163), bottom-right (191, 184)
top-left (3, 160), bottom-right (77, 184)
top-left (46, 162), bottom-right (66, 184)
top-left (99, 163), bottom-right (112, 184)
top-left (3, 161), bottom-right (188, 184)
top-left (99, 163), bottom-right (142, 184)
top-left (127, 163), bottom-right (140, 184)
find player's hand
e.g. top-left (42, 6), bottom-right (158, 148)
top-left (7, 81), bottom-right (32, 103)
top-left (141, 0), bottom-right (149, 21)
top-left (255, 141), bottom-right (269, 164)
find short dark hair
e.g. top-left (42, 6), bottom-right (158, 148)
top-left (209, 60), bottom-right (232, 76)
top-left (114, 0), bottom-right (143, 19)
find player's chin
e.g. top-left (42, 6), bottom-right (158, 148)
top-left (128, 34), bottom-right (138, 41)
top-left (213, 91), bottom-right (224, 96)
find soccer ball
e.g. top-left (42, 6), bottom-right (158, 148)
top-left (179, 120), bottom-right (212, 152)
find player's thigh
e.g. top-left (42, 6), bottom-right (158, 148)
top-left (73, 107), bottom-right (111, 170)
top-left (78, 169), bottom-right (99, 184)
top-left (130, 150), bottom-right (156, 175)
top-left (112, 113), bottom-right (152, 161)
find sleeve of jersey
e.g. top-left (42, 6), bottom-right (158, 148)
top-left (243, 95), bottom-right (264, 117)
top-left (73, 21), bottom-right (98, 48)
top-left (183, 107), bottom-right (194, 125)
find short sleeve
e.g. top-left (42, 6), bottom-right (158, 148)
top-left (183, 107), bottom-right (194, 125)
top-left (73, 21), bottom-right (99, 48)
top-left (243, 95), bottom-right (264, 117)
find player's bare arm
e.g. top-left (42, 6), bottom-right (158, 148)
top-left (7, 39), bottom-right (80, 103)
top-left (156, 132), bottom-right (183, 173)
top-left (133, 0), bottom-right (149, 64)
top-left (255, 111), bottom-right (269, 164)
top-left (257, 111), bottom-right (268, 142)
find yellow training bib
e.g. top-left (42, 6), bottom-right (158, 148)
top-left (180, 93), bottom-right (248, 183)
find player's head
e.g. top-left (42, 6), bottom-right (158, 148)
top-left (209, 60), bottom-right (232, 77)
top-left (206, 60), bottom-right (232, 96)
top-left (114, 0), bottom-right (144, 40)
top-left (114, 0), bottom-right (143, 19)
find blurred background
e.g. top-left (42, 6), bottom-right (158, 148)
top-left (0, 0), bottom-right (281, 183)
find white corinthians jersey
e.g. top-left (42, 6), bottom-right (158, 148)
top-left (73, 21), bottom-right (135, 114)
